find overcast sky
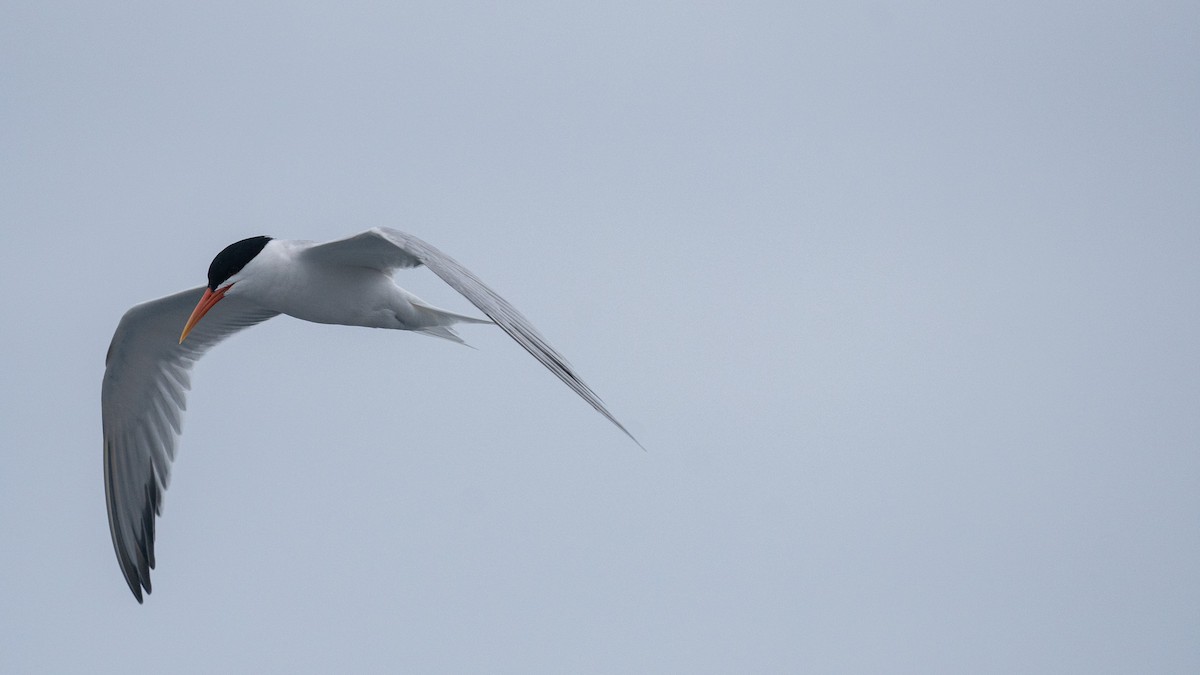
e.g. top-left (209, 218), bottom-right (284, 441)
top-left (2, 2), bottom-right (1198, 673)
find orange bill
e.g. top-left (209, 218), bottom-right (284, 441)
top-left (179, 286), bottom-right (229, 344)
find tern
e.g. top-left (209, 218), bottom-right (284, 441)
top-left (103, 227), bottom-right (638, 602)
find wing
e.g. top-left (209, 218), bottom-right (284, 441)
top-left (102, 286), bottom-right (278, 602)
top-left (303, 228), bottom-right (641, 446)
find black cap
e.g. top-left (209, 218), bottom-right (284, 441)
top-left (207, 236), bottom-right (272, 290)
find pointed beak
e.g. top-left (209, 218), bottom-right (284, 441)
top-left (179, 286), bottom-right (229, 344)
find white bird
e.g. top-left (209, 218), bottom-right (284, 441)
top-left (102, 227), bottom-right (638, 602)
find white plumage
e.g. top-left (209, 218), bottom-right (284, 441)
top-left (103, 227), bottom-right (638, 602)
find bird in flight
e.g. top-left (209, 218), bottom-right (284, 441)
top-left (102, 227), bottom-right (638, 602)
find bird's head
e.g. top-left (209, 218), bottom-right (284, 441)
top-left (179, 235), bottom-right (272, 343)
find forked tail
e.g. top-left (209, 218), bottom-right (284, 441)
top-left (409, 298), bottom-right (492, 344)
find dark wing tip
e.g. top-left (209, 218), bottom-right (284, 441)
top-left (107, 450), bottom-right (159, 603)
top-left (113, 535), bottom-right (151, 603)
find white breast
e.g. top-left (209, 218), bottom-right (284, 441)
top-left (231, 239), bottom-right (415, 329)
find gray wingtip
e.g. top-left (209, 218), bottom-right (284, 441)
top-left (609, 416), bottom-right (646, 451)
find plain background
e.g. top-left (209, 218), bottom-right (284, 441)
top-left (2, 2), bottom-right (1198, 673)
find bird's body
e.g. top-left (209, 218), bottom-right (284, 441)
top-left (102, 227), bottom-right (637, 603)
top-left (217, 236), bottom-right (487, 336)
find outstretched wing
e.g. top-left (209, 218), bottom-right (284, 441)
top-left (302, 228), bottom-right (640, 446)
top-left (102, 286), bottom-right (278, 602)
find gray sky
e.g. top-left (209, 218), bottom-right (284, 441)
top-left (2, 1), bottom-right (1198, 673)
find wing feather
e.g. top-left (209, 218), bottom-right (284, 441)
top-left (102, 286), bottom-right (277, 602)
top-left (304, 228), bottom-right (640, 446)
